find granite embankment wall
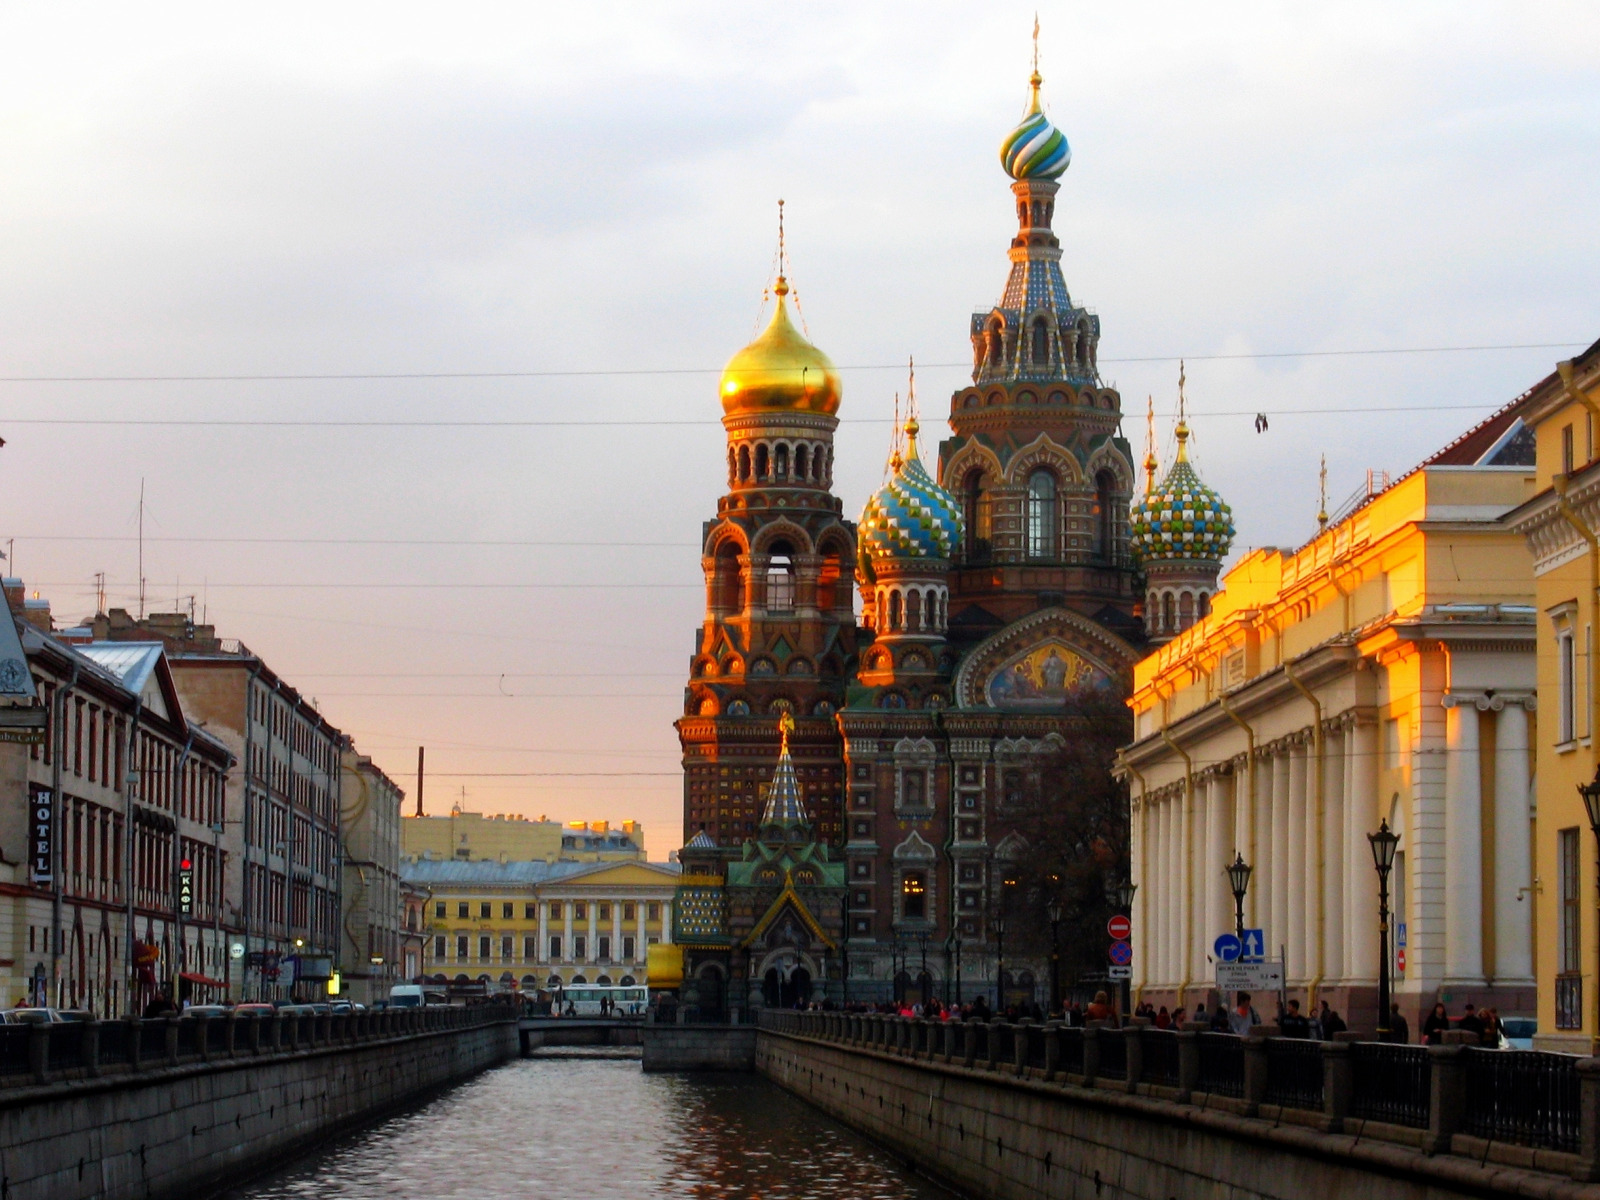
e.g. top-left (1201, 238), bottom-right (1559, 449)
top-left (0, 1008), bottom-right (518, 1200)
top-left (757, 1018), bottom-right (1600, 1200)
top-left (641, 1023), bottom-right (756, 1071)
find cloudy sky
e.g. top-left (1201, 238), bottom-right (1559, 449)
top-left (0, 2), bottom-right (1594, 856)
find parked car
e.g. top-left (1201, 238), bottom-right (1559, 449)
top-left (183, 1005), bottom-right (233, 1018)
top-left (1501, 1017), bottom-right (1537, 1050)
top-left (5, 1008), bottom-right (61, 1024)
top-left (233, 1003), bottom-right (275, 1017)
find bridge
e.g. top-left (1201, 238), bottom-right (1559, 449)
top-left (756, 1010), bottom-right (1600, 1199)
top-left (0, 1005), bottom-right (518, 1200)
top-left (517, 1015), bottom-right (644, 1052)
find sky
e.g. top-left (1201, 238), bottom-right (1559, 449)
top-left (0, 2), bottom-right (1594, 858)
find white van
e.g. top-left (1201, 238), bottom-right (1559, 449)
top-left (389, 984), bottom-right (426, 1009)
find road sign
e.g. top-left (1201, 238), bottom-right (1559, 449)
top-left (1213, 933), bottom-right (1242, 962)
top-left (1216, 960), bottom-right (1285, 993)
top-left (1107, 965), bottom-right (1132, 980)
top-left (1397, 922), bottom-right (1407, 948)
top-left (1108, 940), bottom-right (1133, 965)
top-left (1396, 948), bottom-right (1407, 972)
top-left (1107, 914), bottom-right (1132, 941)
top-left (1240, 928), bottom-right (1266, 961)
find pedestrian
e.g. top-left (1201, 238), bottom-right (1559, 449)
top-left (1192, 1003), bottom-right (1208, 1027)
top-left (1422, 1001), bottom-right (1450, 1045)
top-left (1386, 1002), bottom-right (1410, 1044)
top-left (1479, 1006), bottom-right (1503, 1048)
top-left (1318, 1001), bottom-right (1346, 1038)
top-left (1085, 990), bottom-right (1114, 1023)
top-left (1171, 1006), bottom-right (1187, 1026)
top-left (1154, 1005), bottom-right (1171, 1029)
top-left (1227, 991), bottom-right (1260, 1036)
top-left (1279, 999), bottom-right (1312, 1038)
top-left (1458, 1003), bottom-right (1485, 1040)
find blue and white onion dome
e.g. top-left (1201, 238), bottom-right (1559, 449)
top-left (857, 418), bottom-right (965, 586)
top-left (1129, 422), bottom-right (1235, 564)
top-left (999, 71), bottom-right (1070, 181)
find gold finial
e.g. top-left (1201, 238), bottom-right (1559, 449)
top-left (1028, 14), bottom-right (1043, 106)
top-left (778, 710), bottom-right (795, 752)
top-left (1174, 361), bottom-right (1191, 464)
top-left (1317, 454), bottom-right (1329, 531)
top-left (774, 199), bottom-right (788, 295)
top-left (887, 391), bottom-right (904, 474)
top-left (1143, 396), bottom-right (1158, 494)
top-left (903, 356), bottom-right (921, 455)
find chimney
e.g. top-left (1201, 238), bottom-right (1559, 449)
top-left (1, 579), bottom-right (22, 614)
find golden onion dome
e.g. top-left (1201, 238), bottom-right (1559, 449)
top-left (720, 279), bottom-right (841, 417)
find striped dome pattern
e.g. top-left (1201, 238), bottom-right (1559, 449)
top-left (1000, 78), bottom-right (1070, 180)
top-left (858, 444), bottom-right (964, 572)
top-left (1130, 459), bottom-right (1235, 564)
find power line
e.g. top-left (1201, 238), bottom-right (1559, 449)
top-left (0, 340), bottom-right (1580, 383)
top-left (421, 771), bottom-right (679, 778)
top-left (7, 535), bottom-right (696, 548)
top-left (32, 579), bottom-right (700, 590)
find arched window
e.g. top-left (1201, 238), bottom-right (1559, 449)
top-left (1031, 319), bottom-right (1049, 366)
top-left (1198, 592), bottom-right (1212, 619)
top-left (1162, 593), bottom-right (1175, 631)
top-left (901, 871), bottom-right (927, 920)
top-left (964, 470), bottom-right (990, 562)
top-left (889, 589), bottom-right (902, 631)
top-left (987, 322), bottom-right (1003, 365)
top-left (814, 443), bottom-right (826, 481)
top-left (1178, 592), bottom-right (1195, 628)
top-left (774, 443), bottom-right (789, 479)
top-left (714, 542), bottom-right (742, 612)
top-left (817, 545), bottom-right (843, 612)
top-left (1095, 469), bottom-right (1116, 561)
top-left (766, 543), bottom-right (795, 611)
top-left (1026, 470), bottom-right (1057, 559)
top-left (906, 589), bottom-right (922, 632)
top-left (1077, 320), bottom-right (1091, 367)
top-left (755, 443), bottom-right (769, 479)
top-left (794, 444), bottom-right (808, 481)
top-left (737, 445), bottom-right (751, 482)
top-left (727, 448), bottom-right (736, 486)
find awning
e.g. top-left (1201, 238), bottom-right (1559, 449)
top-left (179, 972), bottom-right (227, 988)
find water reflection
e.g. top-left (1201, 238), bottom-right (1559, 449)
top-left (226, 1059), bottom-right (957, 1199)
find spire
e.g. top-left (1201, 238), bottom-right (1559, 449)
top-left (1174, 361), bottom-right (1191, 464)
top-left (1317, 454), bottom-right (1329, 531)
top-left (1143, 396), bottom-right (1158, 495)
top-left (760, 712), bottom-right (808, 832)
top-left (904, 356), bottom-right (922, 462)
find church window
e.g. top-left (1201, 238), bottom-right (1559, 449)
top-left (623, 902), bottom-right (635, 921)
top-left (1027, 470), bottom-right (1057, 559)
top-left (728, 448), bottom-right (736, 486)
top-left (964, 471), bottom-right (990, 561)
top-left (906, 589), bottom-right (922, 631)
top-left (648, 903), bottom-right (660, 921)
top-left (766, 545), bottom-right (795, 611)
top-left (714, 542), bottom-right (742, 612)
top-left (1162, 593), bottom-right (1176, 632)
top-left (738, 444), bottom-right (751, 482)
top-left (888, 590), bottom-right (902, 630)
top-left (901, 769), bottom-right (926, 808)
top-left (600, 904), bottom-right (611, 921)
top-left (1031, 319), bottom-right (1049, 366)
top-left (817, 545), bottom-right (843, 611)
top-left (901, 872), bottom-right (927, 920)
top-left (574, 903), bottom-right (586, 920)
top-left (1095, 469), bottom-right (1116, 560)
top-left (755, 443), bottom-right (770, 479)
top-left (987, 322), bottom-right (1003, 366)
top-left (775, 443), bottom-right (789, 478)
top-left (794, 444), bottom-right (808, 480)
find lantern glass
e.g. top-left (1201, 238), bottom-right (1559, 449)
top-left (1367, 819), bottom-right (1399, 873)
top-left (1226, 853), bottom-right (1253, 901)
top-left (1580, 767), bottom-right (1600, 833)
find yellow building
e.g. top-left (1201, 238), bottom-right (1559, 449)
top-left (400, 811), bottom-right (645, 864)
top-left (1119, 402), bottom-right (1538, 1033)
top-left (399, 858), bottom-right (679, 991)
top-left (1506, 340), bottom-right (1600, 1051)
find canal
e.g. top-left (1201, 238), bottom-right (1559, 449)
top-left (224, 1053), bottom-right (959, 1199)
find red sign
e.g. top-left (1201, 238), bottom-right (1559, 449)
top-left (1107, 915), bottom-right (1132, 941)
top-left (1396, 948), bottom-right (1406, 972)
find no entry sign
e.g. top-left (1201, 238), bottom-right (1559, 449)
top-left (1107, 914), bottom-right (1131, 941)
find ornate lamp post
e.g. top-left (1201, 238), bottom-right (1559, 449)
top-left (1226, 853), bottom-right (1253, 941)
top-left (993, 909), bottom-right (1007, 1014)
top-left (1046, 896), bottom-right (1063, 1014)
top-left (1576, 766), bottom-right (1600, 1039)
top-left (1114, 877), bottom-right (1136, 1016)
top-left (1367, 819), bottom-right (1399, 1039)
top-left (917, 931), bottom-right (929, 1005)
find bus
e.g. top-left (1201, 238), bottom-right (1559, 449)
top-left (553, 985), bottom-right (648, 1016)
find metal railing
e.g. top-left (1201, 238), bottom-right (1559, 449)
top-left (0, 1002), bottom-right (516, 1087)
top-left (755, 1010), bottom-right (1600, 1173)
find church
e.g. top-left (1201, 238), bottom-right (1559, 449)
top-left (671, 58), bottom-right (1233, 1015)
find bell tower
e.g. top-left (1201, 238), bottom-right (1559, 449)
top-left (677, 209), bottom-right (858, 854)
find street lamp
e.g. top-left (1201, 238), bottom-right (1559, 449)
top-left (1575, 765), bottom-right (1600, 1039)
top-left (993, 909), bottom-right (1007, 1014)
top-left (1226, 853), bottom-right (1253, 940)
top-left (1367, 819), bottom-right (1399, 1039)
top-left (1113, 877), bottom-right (1136, 1016)
top-left (1046, 895), bottom-right (1063, 1015)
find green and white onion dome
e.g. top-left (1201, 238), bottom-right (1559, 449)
top-left (1130, 425), bottom-right (1234, 564)
top-left (857, 419), bottom-right (964, 585)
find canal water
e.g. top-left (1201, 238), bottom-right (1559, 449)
top-left (224, 1056), bottom-right (959, 1199)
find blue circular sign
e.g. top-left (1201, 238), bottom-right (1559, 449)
top-left (1108, 939), bottom-right (1132, 965)
top-left (1213, 933), bottom-right (1242, 963)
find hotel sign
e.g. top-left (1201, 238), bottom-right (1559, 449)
top-left (29, 788), bottom-right (51, 885)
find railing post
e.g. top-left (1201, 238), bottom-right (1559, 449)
top-left (1321, 1039), bottom-right (1353, 1132)
top-left (28, 1022), bottom-right (50, 1085)
top-left (196, 1014), bottom-right (212, 1063)
top-left (128, 1017), bottom-right (143, 1071)
top-left (1176, 1022), bottom-right (1202, 1103)
top-left (248, 1014), bottom-right (262, 1056)
top-left (1575, 1057), bottom-right (1600, 1182)
top-left (1123, 1019), bottom-right (1146, 1093)
top-left (1012, 1020), bottom-right (1030, 1076)
top-left (83, 1017), bottom-right (101, 1079)
top-left (1083, 1022), bottom-right (1102, 1088)
top-left (1043, 1021), bottom-right (1061, 1080)
top-left (164, 1016), bottom-right (180, 1066)
top-left (1425, 1042), bottom-right (1469, 1155)
top-left (1242, 1027), bottom-right (1277, 1116)
top-left (225, 1011), bottom-right (239, 1058)
top-left (986, 1021), bottom-right (1006, 1072)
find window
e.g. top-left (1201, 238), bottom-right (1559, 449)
top-left (549, 935), bottom-right (562, 959)
top-left (478, 936), bottom-right (491, 960)
top-left (1560, 631), bottom-right (1577, 743)
top-left (1563, 424), bottom-right (1575, 475)
top-left (623, 935), bottom-right (636, 960)
top-left (853, 861), bottom-right (871, 878)
top-left (457, 902), bottom-right (469, 919)
top-left (502, 902), bottom-right (514, 919)
top-left (1095, 469), bottom-right (1116, 560)
top-left (854, 918), bottom-right (870, 934)
top-left (1026, 470), bottom-right (1056, 558)
top-left (900, 769), bottom-right (926, 808)
top-left (1030, 318), bottom-right (1049, 365)
top-left (455, 935), bottom-right (468, 959)
top-left (598, 936), bottom-right (611, 961)
top-left (524, 936), bottom-right (537, 959)
top-left (433, 935), bottom-right (445, 959)
top-left (647, 903), bottom-right (660, 922)
top-left (623, 902), bottom-right (636, 921)
top-left (501, 935), bottom-right (513, 959)
top-left (479, 902), bottom-right (491, 919)
top-left (767, 546), bottom-right (795, 611)
top-left (574, 935), bottom-right (587, 959)
top-left (1560, 827), bottom-right (1583, 1030)
top-left (901, 871), bottom-right (927, 920)
top-left (574, 902), bottom-right (587, 921)
top-left (525, 903), bottom-right (537, 920)
top-left (599, 904), bottom-right (611, 922)
top-left (854, 890), bottom-right (870, 906)
top-left (435, 901), bottom-right (446, 919)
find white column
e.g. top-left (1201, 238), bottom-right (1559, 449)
top-left (1271, 751), bottom-right (1290, 963)
top-left (1165, 792), bottom-right (1179, 987)
top-left (587, 903), bottom-right (598, 964)
top-left (1346, 718), bottom-right (1380, 984)
top-left (1251, 752), bottom-right (1270, 932)
top-left (1287, 740), bottom-right (1308, 983)
top-left (611, 901), bottom-right (622, 966)
top-left (1204, 773), bottom-right (1227, 947)
top-left (1132, 795), bottom-right (1147, 992)
top-left (1322, 727), bottom-right (1345, 982)
top-left (636, 901), bottom-right (647, 963)
top-left (1443, 697), bottom-right (1485, 985)
top-left (562, 901), bottom-right (573, 963)
top-left (538, 900), bottom-right (548, 971)
top-left (662, 897), bottom-right (673, 945)
top-left (1493, 700), bottom-right (1535, 985)
top-left (1152, 795), bottom-right (1166, 986)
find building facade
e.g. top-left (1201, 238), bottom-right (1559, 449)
top-left (673, 64), bottom-right (1157, 1011)
top-left (1505, 338), bottom-right (1600, 1052)
top-left (400, 858), bottom-right (679, 991)
top-left (339, 749), bottom-right (404, 1006)
top-left (400, 811), bottom-right (645, 864)
top-left (1119, 403), bottom-right (1539, 1033)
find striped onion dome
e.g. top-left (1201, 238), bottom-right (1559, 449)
top-left (1000, 72), bottom-right (1070, 181)
top-left (857, 419), bottom-right (964, 584)
top-left (1130, 423), bottom-right (1235, 564)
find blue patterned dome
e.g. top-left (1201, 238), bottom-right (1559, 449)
top-left (1000, 73), bottom-right (1070, 181)
top-left (858, 419), bottom-right (964, 582)
top-left (1130, 424), bottom-right (1234, 564)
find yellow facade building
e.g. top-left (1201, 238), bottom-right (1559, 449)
top-left (400, 811), bottom-right (645, 864)
top-left (1120, 403), bottom-right (1538, 1033)
top-left (1507, 339), bottom-right (1600, 1051)
top-left (399, 858), bottom-right (679, 991)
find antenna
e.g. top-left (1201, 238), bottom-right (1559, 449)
top-left (1318, 455), bottom-right (1329, 531)
top-left (137, 478), bottom-right (146, 620)
top-left (93, 571), bottom-right (106, 616)
top-left (416, 746), bottom-right (425, 817)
